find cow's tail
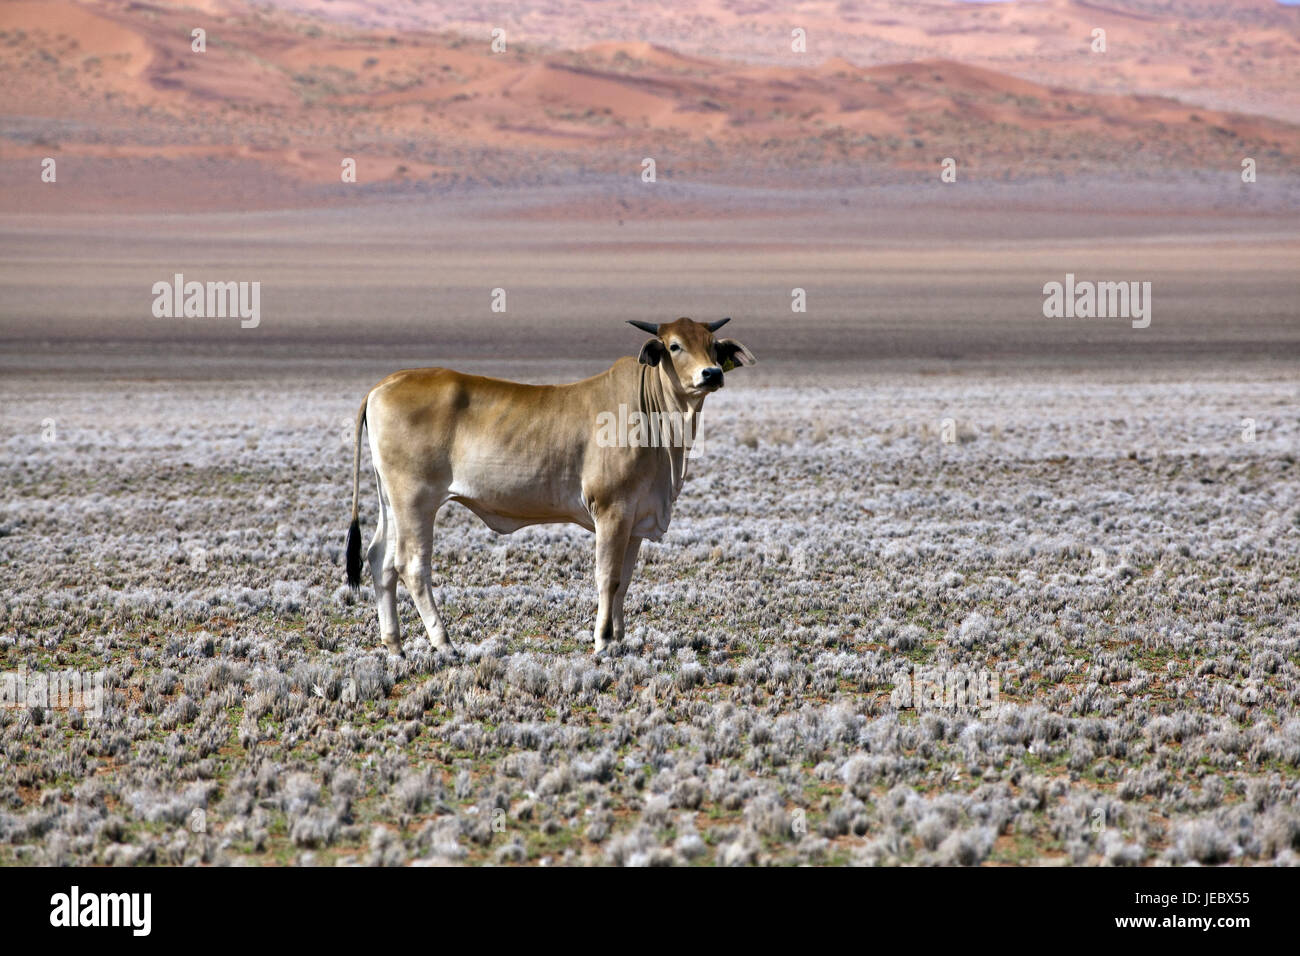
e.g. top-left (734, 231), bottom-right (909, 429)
top-left (345, 396), bottom-right (367, 591)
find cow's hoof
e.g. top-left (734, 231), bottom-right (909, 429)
top-left (381, 635), bottom-right (404, 657)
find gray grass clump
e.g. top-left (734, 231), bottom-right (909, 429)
top-left (717, 829), bottom-right (761, 866)
top-left (1167, 818), bottom-right (1240, 864)
top-left (391, 770), bottom-right (435, 815)
top-left (606, 825), bottom-right (666, 867)
top-left (934, 827), bottom-right (996, 866)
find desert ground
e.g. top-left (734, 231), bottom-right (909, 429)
top-left (2, 199), bottom-right (1299, 865)
top-left (1, 0), bottom-right (1298, 866)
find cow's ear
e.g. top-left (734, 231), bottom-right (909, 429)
top-left (638, 338), bottom-right (666, 366)
top-left (714, 338), bottom-right (756, 372)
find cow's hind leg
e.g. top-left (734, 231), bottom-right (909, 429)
top-left (392, 491), bottom-right (455, 654)
top-left (592, 512), bottom-right (634, 654)
top-left (367, 469), bottom-right (402, 656)
top-left (611, 535), bottom-right (643, 645)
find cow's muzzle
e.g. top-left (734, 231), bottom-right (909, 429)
top-left (697, 366), bottom-right (723, 390)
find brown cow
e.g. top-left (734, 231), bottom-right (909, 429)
top-left (345, 317), bottom-right (756, 655)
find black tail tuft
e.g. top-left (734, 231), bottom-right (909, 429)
top-left (345, 518), bottom-right (362, 590)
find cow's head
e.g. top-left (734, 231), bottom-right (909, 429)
top-left (628, 317), bottom-right (756, 397)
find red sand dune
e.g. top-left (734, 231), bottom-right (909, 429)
top-left (1, 0), bottom-right (1297, 212)
top-left (250, 0), bottom-right (1300, 122)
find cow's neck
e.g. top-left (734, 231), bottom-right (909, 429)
top-left (638, 362), bottom-right (705, 499)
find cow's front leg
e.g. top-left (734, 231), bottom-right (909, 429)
top-left (612, 536), bottom-right (643, 645)
top-left (592, 513), bottom-right (633, 654)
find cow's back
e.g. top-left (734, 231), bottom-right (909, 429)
top-left (365, 367), bottom-right (600, 527)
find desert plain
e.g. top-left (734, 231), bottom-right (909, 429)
top-left (0, 0), bottom-right (1298, 866)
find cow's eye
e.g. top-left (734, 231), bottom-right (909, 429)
top-left (669, 343), bottom-right (681, 352)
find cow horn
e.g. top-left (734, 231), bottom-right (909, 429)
top-left (707, 317), bottom-right (731, 331)
top-left (627, 320), bottom-right (660, 335)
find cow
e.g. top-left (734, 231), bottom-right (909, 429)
top-left (344, 317), bottom-right (756, 656)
